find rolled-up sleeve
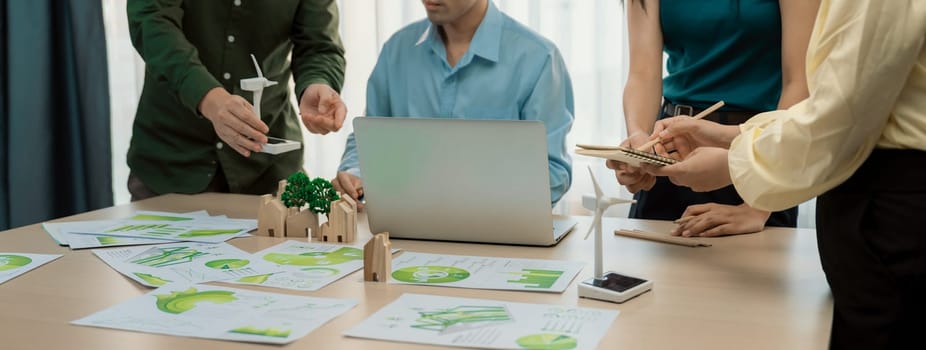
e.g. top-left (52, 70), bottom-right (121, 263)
top-left (729, 0), bottom-right (926, 211)
top-left (338, 45), bottom-right (392, 177)
top-left (521, 49), bottom-right (575, 205)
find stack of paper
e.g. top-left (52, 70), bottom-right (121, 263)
top-left (43, 211), bottom-right (255, 249)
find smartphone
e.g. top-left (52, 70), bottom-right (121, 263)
top-left (261, 137), bottom-right (301, 155)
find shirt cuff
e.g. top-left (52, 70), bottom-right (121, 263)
top-left (178, 66), bottom-right (223, 115)
top-left (295, 77), bottom-right (334, 102)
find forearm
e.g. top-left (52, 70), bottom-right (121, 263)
top-left (546, 116), bottom-right (573, 206)
top-left (623, 75), bottom-right (662, 135)
top-left (337, 132), bottom-right (361, 177)
top-left (776, 80), bottom-right (808, 110)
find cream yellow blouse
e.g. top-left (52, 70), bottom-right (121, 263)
top-left (729, 0), bottom-right (926, 211)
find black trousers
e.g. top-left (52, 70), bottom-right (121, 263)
top-left (817, 149), bottom-right (926, 349)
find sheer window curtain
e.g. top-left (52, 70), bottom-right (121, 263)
top-left (101, 0), bottom-right (815, 227)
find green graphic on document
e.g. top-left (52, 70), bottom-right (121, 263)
top-left (131, 246), bottom-right (207, 267)
top-left (263, 247), bottom-right (362, 266)
top-left (127, 214), bottom-right (194, 221)
top-left (392, 266), bottom-right (470, 283)
top-left (105, 224), bottom-right (184, 236)
top-left (237, 274), bottom-right (272, 284)
top-left (133, 272), bottom-right (172, 286)
top-left (0, 255), bottom-right (32, 271)
top-left (299, 267), bottom-right (339, 277)
top-left (205, 259), bottom-right (250, 270)
top-left (155, 288), bottom-right (237, 314)
top-left (411, 305), bottom-right (511, 333)
top-left (506, 269), bottom-right (564, 289)
top-left (178, 229), bottom-right (242, 237)
top-left (229, 326), bottom-right (291, 338)
top-left (516, 334), bottom-right (578, 350)
top-left (96, 236), bottom-right (124, 245)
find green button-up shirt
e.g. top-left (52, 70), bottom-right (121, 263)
top-left (126, 0), bottom-right (345, 195)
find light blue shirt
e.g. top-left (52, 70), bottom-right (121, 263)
top-left (339, 1), bottom-right (574, 205)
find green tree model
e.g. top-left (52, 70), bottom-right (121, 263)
top-left (280, 172), bottom-right (340, 215)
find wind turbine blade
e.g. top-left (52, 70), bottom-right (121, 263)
top-left (587, 166), bottom-right (603, 199)
top-left (605, 197), bottom-right (636, 206)
top-left (250, 54), bottom-right (263, 78)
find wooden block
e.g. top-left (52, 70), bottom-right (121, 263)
top-left (285, 208), bottom-right (313, 238)
top-left (364, 232), bottom-right (391, 282)
top-left (614, 229), bottom-right (711, 247)
top-left (257, 194), bottom-right (286, 237)
top-left (337, 201), bottom-right (354, 243)
top-left (338, 195), bottom-right (358, 243)
top-left (318, 197), bottom-right (358, 243)
top-left (276, 179), bottom-right (288, 197)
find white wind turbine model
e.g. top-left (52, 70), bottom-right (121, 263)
top-left (240, 54), bottom-right (300, 155)
top-left (240, 54), bottom-right (278, 119)
top-left (578, 166), bottom-right (653, 303)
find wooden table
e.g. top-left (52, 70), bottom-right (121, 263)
top-left (0, 193), bottom-right (832, 349)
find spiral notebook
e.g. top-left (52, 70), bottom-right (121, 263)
top-left (575, 144), bottom-right (677, 167)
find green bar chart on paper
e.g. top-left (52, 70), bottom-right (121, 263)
top-left (506, 269), bottom-right (564, 289)
top-left (389, 252), bottom-right (584, 293)
top-left (87, 217), bottom-right (257, 243)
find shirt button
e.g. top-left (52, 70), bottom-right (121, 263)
top-left (216, 142), bottom-right (224, 150)
top-left (227, 35), bottom-right (235, 43)
top-left (234, 0), bottom-right (241, 6)
top-left (222, 72), bottom-right (231, 80)
top-left (207, 172), bottom-right (212, 177)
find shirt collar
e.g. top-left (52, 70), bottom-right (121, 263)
top-left (415, 0), bottom-right (502, 64)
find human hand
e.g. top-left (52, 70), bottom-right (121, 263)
top-left (641, 146), bottom-right (732, 192)
top-left (651, 117), bottom-right (740, 159)
top-left (673, 203), bottom-right (770, 237)
top-left (198, 87), bottom-right (269, 157)
top-left (606, 131), bottom-right (657, 193)
top-left (300, 83), bottom-right (347, 135)
top-left (331, 172), bottom-right (365, 210)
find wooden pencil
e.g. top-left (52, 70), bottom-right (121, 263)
top-left (635, 100), bottom-right (726, 151)
top-left (614, 229), bottom-right (712, 247)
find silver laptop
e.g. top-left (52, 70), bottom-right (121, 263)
top-left (353, 117), bottom-right (576, 246)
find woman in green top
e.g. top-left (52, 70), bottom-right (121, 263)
top-left (610, 0), bottom-right (819, 236)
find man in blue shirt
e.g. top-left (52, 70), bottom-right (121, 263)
top-left (329, 0), bottom-right (574, 207)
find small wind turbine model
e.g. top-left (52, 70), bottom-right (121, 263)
top-left (240, 54), bottom-right (300, 155)
top-left (578, 166), bottom-right (653, 303)
top-left (240, 54), bottom-right (277, 119)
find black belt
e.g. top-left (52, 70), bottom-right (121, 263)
top-left (661, 101), bottom-right (756, 125)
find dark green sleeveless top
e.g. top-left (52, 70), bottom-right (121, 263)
top-left (661, 0), bottom-right (782, 112)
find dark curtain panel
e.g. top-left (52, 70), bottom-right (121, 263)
top-left (1, 0), bottom-right (112, 230)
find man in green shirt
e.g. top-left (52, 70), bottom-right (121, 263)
top-left (126, 0), bottom-right (346, 200)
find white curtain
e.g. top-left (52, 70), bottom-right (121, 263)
top-left (102, 0), bottom-right (633, 215)
top-left (101, 0), bottom-right (815, 227)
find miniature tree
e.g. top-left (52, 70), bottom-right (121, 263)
top-left (280, 172), bottom-right (311, 208)
top-left (280, 172), bottom-right (340, 216)
top-left (306, 177), bottom-right (340, 215)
